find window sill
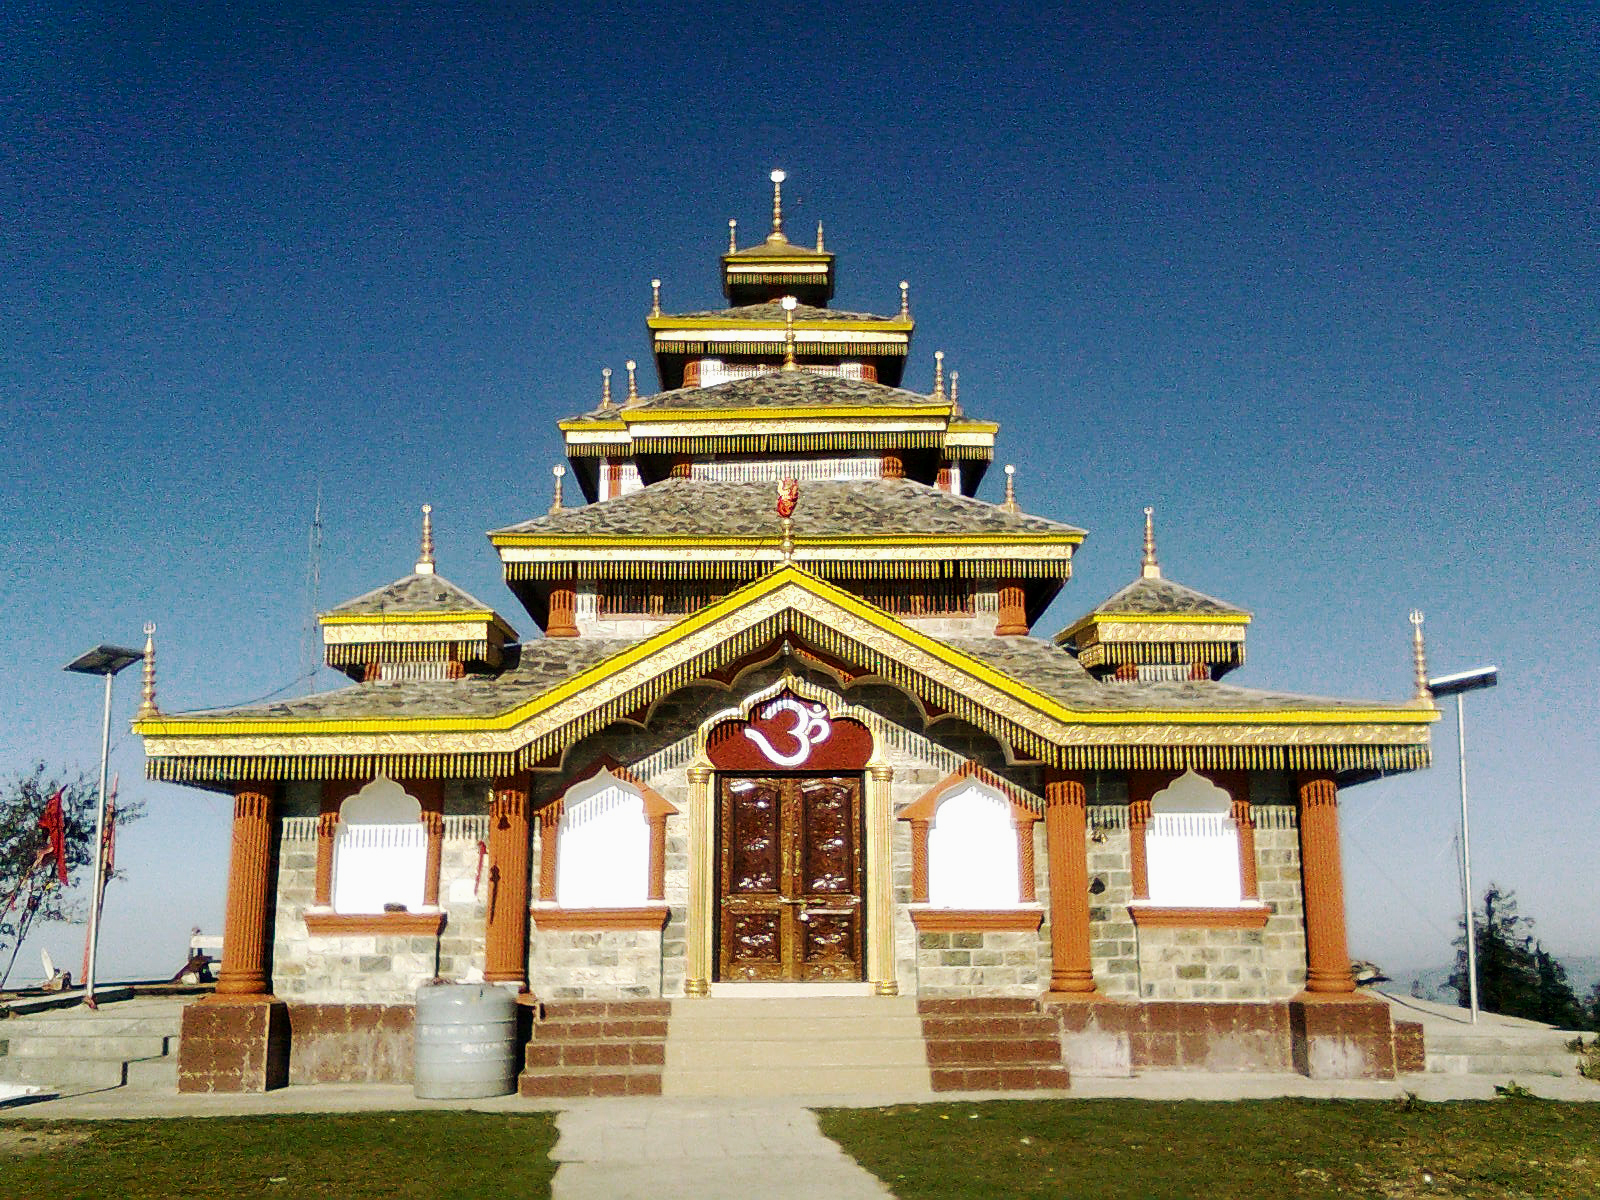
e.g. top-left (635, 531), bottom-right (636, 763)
top-left (303, 910), bottom-right (447, 937)
top-left (530, 905), bottom-right (670, 931)
top-left (909, 907), bottom-right (1043, 932)
top-left (1127, 904), bottom-right (1270, 929)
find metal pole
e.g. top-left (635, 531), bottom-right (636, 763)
top-left (1457, 692), bottom-right (1479, 1024)
top-left (85, 670), bottom-right (113, 1008)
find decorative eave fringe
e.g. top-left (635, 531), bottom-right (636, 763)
top-left (324, 639), bottom-right (492, 667)
top-left (628, 431), bottom-right (942, 455)
top-left (505, 559), bottom-right (1072, 583)
top-left (1077, 641), bottom-right (1247, 668)
top-left (146, 609), bottom-right (1431, 787)
top-left (653, 340), bottom-right (908, 357)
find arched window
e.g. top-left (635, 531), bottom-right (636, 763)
top-left (555, 770), bottom-right (649, 909)
top-left (927, 781), bottom-right (1021, 909)
top-left (332, 776), bottom-right (426, 914)
top-left (1145, 770), bottom-right (1242, 907)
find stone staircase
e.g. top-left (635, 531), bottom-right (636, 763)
top-left (919, 997), bottom-right (1071, 1092)
top-left (1424, 1028), bottom-right (1581, 1077)
top-left (1380, 991), bottom-right (1583, 1079)
top-left (520, 1000), bottom-right (671, 1098)
top-left (663, 996), bottom-right (934, 1097)
top-left (0, 997), bottom-right (186, 1096)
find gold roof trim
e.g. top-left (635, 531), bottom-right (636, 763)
top-left (140, 568), bottom-right (1433, 785)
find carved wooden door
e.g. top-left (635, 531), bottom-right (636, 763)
top-left (717, 774), bottom-right (863, 982)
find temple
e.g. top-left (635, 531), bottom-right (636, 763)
top-left (136, 172), bottom-right (1438, 1095)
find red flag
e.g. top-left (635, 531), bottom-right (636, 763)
top-left (38, 789), bottom-right (67, 886)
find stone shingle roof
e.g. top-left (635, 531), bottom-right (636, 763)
top-left (322, 572), bottom-right (503, 619)
top-left (1088, 576), bottom-right (1247, 618)
top-left (667, 302), bottom-right (893, 322)
top-left (565, 370), bottom-right (942, 422)
top-left (948, 636), bottom-right (1388, 712)
top-left (178, 639), bottom-right (633, 721)
top-left (492, 478), bottom-right (1084, 540)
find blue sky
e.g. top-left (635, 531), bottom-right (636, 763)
top-left (3, 4), bottom-right (1595, 984)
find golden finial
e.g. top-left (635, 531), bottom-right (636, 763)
top-left (950, 370), bottom-right (960, 414)
top-left (549, 465), bottom-right (565, 514)
top-left (651, 278), bottom-right (661, 318)
top-left (728, 219), bottom-right (737, 253)
top-left (816, 221), bottom-right (825, 253)
top-left (416, 504), bottom-right (435, 575)
top-left (769, 169), bottom-right (787, 241)
top-left (601, 367), bottom-right (613, 409)
top-left (1002, 464), bottom-right (1018, 513)
top-left (933, 350), bottom-right (945, 399)
top-left (899, 281), bottom-right (910, 319)
top-left (625, 360), bottom-right (639, 404)
top-left (1141, 507), bottom-right (1161, 580)
top-left (138, 622), bottom-right (158, 717)
top-left (1410, 610), bottom-right (1431, 702)
top-left (781, 295), bottom-right (799, 371)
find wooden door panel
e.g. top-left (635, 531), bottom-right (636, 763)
top-left (795, 776), bottom-right (863, 981)
top-left (717, 773), bottom-right (864, 983)
top-left (720, 777), bottom-right (788, 980)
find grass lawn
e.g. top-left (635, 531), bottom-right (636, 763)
top-left (0, 1111), bottom-right (559, 1199)
top-left (818, 1096), bottom-right (1600, 1199)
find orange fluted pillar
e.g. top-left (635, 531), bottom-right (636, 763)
top-left (1297, 772), bottom-right (1355, 994)
top-left (215, 784), bottom-right (277, 996)
top-left (994, 582), bottom-right (1028, 636)
top-left (1045, 770), bottom-right (1096, 995)
top-left (485, 775), bottom-right (532, 988)
top-left (416, 780), bottom-right (445, 908)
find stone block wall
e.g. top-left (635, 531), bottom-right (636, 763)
top-left (269, 782), bottom-right (491, 1004)
top-left (913, 928), bottom-right (1044, 997)
top-left (529, 929), bottom-right (665, 1000)
top-left (1083, 788), bottom-right (1307, 1002)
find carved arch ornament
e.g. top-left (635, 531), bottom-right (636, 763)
top-left (694, 672), bottom-right (888, 773)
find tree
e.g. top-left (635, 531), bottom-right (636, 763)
top-left (0, 762), bottom-right (141, 988)
top-left (1448, 883), bottom-right (1586, 1027)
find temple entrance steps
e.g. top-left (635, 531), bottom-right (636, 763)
top-left (1379, 991), bottom-right (1582, 1078)
top-left (0, 997), bottom-right (186, 1097)
top-left (919, 998), bottom-right (1073, 1093)
top-left (1423, 1029), bottom-right (1582, 1077)
top-left (519, 1000), bottom-right (671, 1099)
top-left (662, 996), bottom-right (934, 1097)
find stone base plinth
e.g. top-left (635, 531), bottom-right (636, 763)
top-left (1047, 998), bottom-right (1295, 1076)
top-left (1289, 993), bottom-right (1397, 1080)
top-left (178, 996), bottom-right (290, 1093)
top-left (287, 1003), bottom-right (415, 1084)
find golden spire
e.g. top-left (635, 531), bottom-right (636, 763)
top-left (1141, 507), bottom-right (1160, 579)
top-left (625, 360), bottom-right (639, 404)
top-left (728, 219), bottom-right (738, 253)
top-left (1410, 609), bottom-right (1431, 702)
top-left (781, 295), bottom-right (799, 371)
top-left (416, 504), bottom-right (435, 575)
top-left (601, 366), bottom-right (613, 409)
top-left (549, 465), bottom-right (565, 514)
top-left (651, 278), bottom-right (661, 318)
top-left (1001, 464), bottom-right (1018, 513)
top-left (816, 221), bottom-right (825, 252)
top-left (950, 370), bottom-right (960, 414)
top-left (899, 280), bottom-right (910, 319)
top-left (768, 169), bottom-right (787, 241)
top-left (933, 350), bottom-right (945, 399)
top-left (138, 622), bottom-right (158, 717)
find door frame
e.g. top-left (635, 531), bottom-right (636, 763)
top-left (682, 678), bottom-right (899, 996)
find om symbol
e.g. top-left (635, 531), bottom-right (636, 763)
top-left (743, 697), bottom-right (832, 768)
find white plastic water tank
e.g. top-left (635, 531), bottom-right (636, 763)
top-left (413, 982), bottom-right (518, 1099)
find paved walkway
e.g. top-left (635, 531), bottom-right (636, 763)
top-left (550, 1098), bottom-right (890, 1199)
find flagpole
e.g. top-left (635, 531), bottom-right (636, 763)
top-left (84, 669), bottom-right (114, 1008)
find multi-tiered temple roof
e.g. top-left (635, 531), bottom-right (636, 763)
top-left (136, 174), bottom-right (1435, 787)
